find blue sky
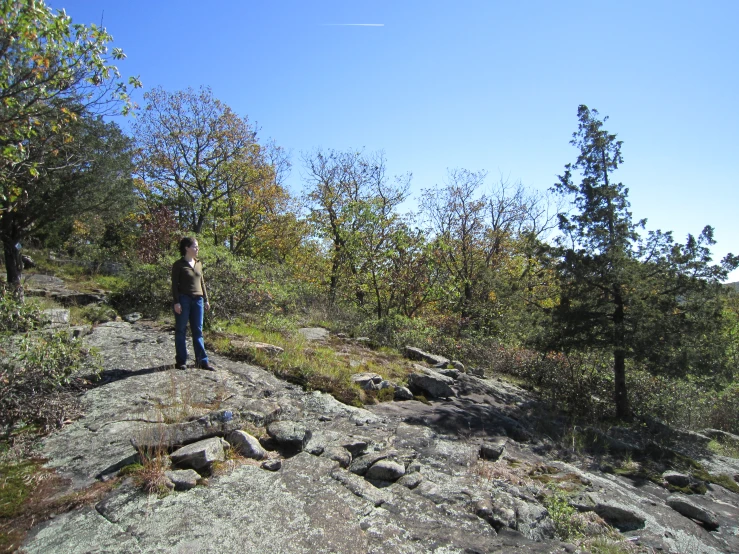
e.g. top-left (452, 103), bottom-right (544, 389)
top-left (50, 0), bottom-right (739, 280)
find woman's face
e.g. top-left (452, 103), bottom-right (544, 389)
top-left (186, 241), bottom-right (199, 256)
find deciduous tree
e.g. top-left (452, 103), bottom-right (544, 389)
top-left (0, 0), bottom-right (139, 288)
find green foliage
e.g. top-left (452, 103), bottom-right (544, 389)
top-left (549, 105), bottom-right (738, 418)
top-left (0, 289), bottom-right (41, 333)
top-left (0, 0), bottom-right (139, 286)
top-left (108, 262), bottom-right (173, 318)
top-left (543, 490), bottom-right (584, 541)
top-left (0, 330), bottom-right (101, 433)
top-left (0, 459), bottom-right (43, 518)
top-left (708, 383), bottom-right (739, 434)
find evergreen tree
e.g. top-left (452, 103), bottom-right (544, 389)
top-left (550, 105), bottom-right (737, 418)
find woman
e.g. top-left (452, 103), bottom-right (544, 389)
top-left (171, 237), bottom-right (215, 370)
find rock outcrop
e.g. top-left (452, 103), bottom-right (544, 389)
top-left (20, 321), bottom-right (739, 554)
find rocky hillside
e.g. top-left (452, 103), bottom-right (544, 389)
top-left (11, 310), bottom-right (738, 554)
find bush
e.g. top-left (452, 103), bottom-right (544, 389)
top-left (108, 262), bottom-right (173, 318)
top-left (0, 331), bottom-right (101, 434)
top-left (0, 289), bottom-right (42, 334)
top-left (708, 383), bottom-right (739, 434)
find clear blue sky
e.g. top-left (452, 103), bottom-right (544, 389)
top-left (50, 0), bottom-right (739, 281)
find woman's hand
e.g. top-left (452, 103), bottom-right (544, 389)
top-left (174, 303), bottom-right (182, 315)
top-left (204, 301), bottom-right (211, 311)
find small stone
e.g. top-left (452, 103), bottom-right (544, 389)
top-left (351, 372), bottom-right (383, 391)
top-left (228, 430), bottom-right (267, 460)
top-left (321, 446), bottom-right (352, 468)
top-left (480, 439), bottom-right (507, 461)
top-left (662, 471), bottom-right (690, 488)
top-left (397, 472), bottom-right (423, 489)
top-left (365, 460), bottom-right (406, 482)
top-left (262, 459), bottom-right (282, 471)
top-left (123, 312), bottom-right (142, 323)
top-left (350, 451), bottom-right (390, 476)
top-left (164, 469), bottom-right (200, 491)
top-left (170, 437), bottom-right (225, 470)
top-left (267, 421), bottom-right (312, 453)
top-left (393, 386), bottom-right (413, 401)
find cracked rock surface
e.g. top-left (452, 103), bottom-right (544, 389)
top-left (23, 321), bottom-right (739, 553)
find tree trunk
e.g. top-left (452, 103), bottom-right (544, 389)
top-left (614, 348), bottom-right (628, 419)
top-left (612, 284), bottom-right (629, 419)
top-left (3, 239), bottom-right (24, 299)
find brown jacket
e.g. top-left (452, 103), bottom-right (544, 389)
top-left (171, 258), bottom-right (208, 304)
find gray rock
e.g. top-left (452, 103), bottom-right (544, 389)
top-left (42, 308), bottom-right (69, 325)
top-left (365, 460), bottom-right (405, 482)
top-left (321, 446), bottom-right (352, 468)
top-left (393, 385), bottom-right (414, 400)
top-left (261, 459), bottom-right (282, 471)
top-left (397, 472), bottom-right (423, 489)
top-left (170, 437), bottom-right (225, 470)
top-left (267, 421), bottom-right (312, 453)
top-left (21, 254), bottom-right (36, 268)
top-left (297, 327), bottom-right (330, 341)
top-left (228, 430), bottom-right (267, 460)
top-left (122, 312), bottom-right (142, 323)
top-left (662, 471), bottom-right (691, 488)
top-left (437, 368), bottom-right (460, 379)
top-left (666, 495), bottom-right (719, 530)
top-left (404, 345), bottom-right (449, 366)
top-left (350, 372), bottom-right (383, 390)
top-left (164, 469), bottom-right (200, 491)
top-left (480, 439), bottom-right (507, 461)
top-left (349, 451), bottom-right (390, 476)
top-left (341, 439), bottom-right (370, 457)
top-left (451, 360), bottom-right (465, 372)
top-left (407, 365), bottom-right (456, 398)
top-left (593, 503), bottom-right (646, 532)
top-left (232, 340), bottom-right (284, 356)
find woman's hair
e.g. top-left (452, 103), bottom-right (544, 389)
top-left (179, 236), bottom-right (196, 257)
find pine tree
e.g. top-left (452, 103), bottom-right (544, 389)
top-left (550, 105), bottom-right (737, 418)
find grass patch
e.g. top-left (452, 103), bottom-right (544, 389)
top-left (209, 318), bottom-right (412, 407)
top-left (707, 438), bottom-right (739, 459)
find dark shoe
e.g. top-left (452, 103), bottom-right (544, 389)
top-left (198, 361), bottom-right (216, 371)
top-left (176, 363), bottom-right (187, 370)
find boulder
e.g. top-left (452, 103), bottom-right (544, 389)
top-left (228, 430), bottom-right (267, 460)
top-left (321, 446), bottom-right (352, 468)
top-left (666, 495), bottom-right (719, 530)
top-left (42, 308), bottom-right (69, 326)
top-left (393, 386), bottom-right (414, 401)
top-left (266, 421), bottom-right (312, 453)
top-left (662, 471), bottom-right (691, 488)
top-left (407, 365), bottom-right (456, 399)
top-left (404, 345), bottom-right (449, 366)
top-left (232, 340), bottom-right (284, 356)
top-left (170, 437), bottom-right (226, 470)
top-left (351, 372), bottom-right (383, 391)
top-left (350, 451), bottom-right (390, 476)
top-left (297, 327), bottom-right (330, 341)
top-left (261, 459), bottom-right (282, 471)
top-left (365, 460), bottom-right (405, 482)
top-left (164, 469), bottom-right (200, 491)
top-left (480, 439), bottom-right (507, 461)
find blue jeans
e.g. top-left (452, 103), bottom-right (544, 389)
top-left (174, 294), bottom-right (208, 366)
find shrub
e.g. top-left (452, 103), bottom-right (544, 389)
top-left (108, 262), bottom-right (172, 317)
top-left (0, 289), bottom-right (41, 334)
top-left (0, 331), bottom-right (101, 434)
top-left (708, 383), bottom-right (739, 434)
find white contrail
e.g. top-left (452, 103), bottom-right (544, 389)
top-left (322, 23), bottom-right (384, 26)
